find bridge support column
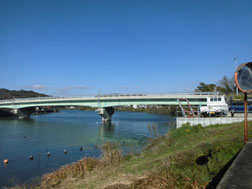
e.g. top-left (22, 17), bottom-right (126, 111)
top-left (11, 108), bottom-right (32, 119)
top-left (96, 107), bottom-right (115, 122)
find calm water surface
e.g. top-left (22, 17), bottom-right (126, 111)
top-left (0, 110), bottom-right (175, 187)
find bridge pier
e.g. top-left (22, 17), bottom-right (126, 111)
top-left (11, 108), bottom-right (32, 119)
top-left (96, 107), bottom-right (115, 122)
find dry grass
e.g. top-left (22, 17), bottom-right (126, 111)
top-left (100, 142), bottom-right (123, 166)
top-left (38, 157), bottom-right (98, 188)
top-left (36, 142), bottom-right (123, 189)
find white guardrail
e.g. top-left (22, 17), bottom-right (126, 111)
top-left (0, 92), bottom-right (220, 103)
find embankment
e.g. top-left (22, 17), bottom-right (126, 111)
top-left (11, 121), bottom-right (252, 189)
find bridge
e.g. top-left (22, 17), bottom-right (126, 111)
top-left (0, 92), bottom-right (217, 121)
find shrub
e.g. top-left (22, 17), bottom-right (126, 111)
top-left (100, 142), bottom-right (123, 166)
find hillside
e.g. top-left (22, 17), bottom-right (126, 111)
top-left (0, 88), bottom-right (49, 99)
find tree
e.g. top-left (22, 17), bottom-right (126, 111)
top-left (195, 82), bottom-right (217, 92)
top-left (217, 76), bottom-right (235, 92)
top-left (195, 76), bottom-right (236, 93)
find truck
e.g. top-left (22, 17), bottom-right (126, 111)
top-left (200, 95), bottom-right (228, 117)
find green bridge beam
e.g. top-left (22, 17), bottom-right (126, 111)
top-left (0, 94), bottom-right (209, 109)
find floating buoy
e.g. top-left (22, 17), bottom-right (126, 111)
top-left (64, 150), bottom-right (68, 154)
top-left (47, 152), bottom-right (51, 156)
top-left (79, 147), bottom-right (83, 151)
top-left (4, 159), bottom-right (8, 164)
top-left (29, 155), bottom-right (33, 160)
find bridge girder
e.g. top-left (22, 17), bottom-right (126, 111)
top-left (0, 95), bottom-right (210, 120)
top-left (0, 98), bottom-right (207, 109)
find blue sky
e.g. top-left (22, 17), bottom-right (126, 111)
top-left (0, 0), bottom-right (251, 96)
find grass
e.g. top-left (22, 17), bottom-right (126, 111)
top-left (9, 121), bottom-right (252, 189)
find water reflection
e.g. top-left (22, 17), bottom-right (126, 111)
top-left (98, 122), bottom-right (115, 141)
top-left (102, 122), bottom-right (115, 132)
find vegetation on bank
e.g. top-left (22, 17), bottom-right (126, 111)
top-left (78, 106), bottom-right (97, 111)
top-left (115, 106), bottom-right (178, 116)
top-left (0, 88), bottom-right (48, 100)
top-left (11, 121), bottom-right (252, 189)
top-left (78, 105), bottom-right (178, 116)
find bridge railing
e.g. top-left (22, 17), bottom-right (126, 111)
top-left (0, 92), bottom-right (220, 103)
top-left (96, 92), bottom-right (219, 97)
top-left (144, 92), bottom-right (219, 96)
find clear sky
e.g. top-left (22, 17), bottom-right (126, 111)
top-left (1, 0), bottom-right (252, 96)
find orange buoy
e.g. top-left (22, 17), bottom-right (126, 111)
top-left (4, 159), bottom-right (8, 164)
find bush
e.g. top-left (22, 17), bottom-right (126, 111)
top-left (100, 142), bottom-right (123, 166)
top-left (169, 123), bottom-right (204, 140)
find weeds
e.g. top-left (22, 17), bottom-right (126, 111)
top-left (37, 142), bottom-right (122, 188)
top-left (147, 123), bottom-right (159, 138)
top-left (169, 122), bottom-right (204, 139)
top-left (100, 142), bottom-right (123, 166)
top-left (39, 157), bottom-right (98, 188)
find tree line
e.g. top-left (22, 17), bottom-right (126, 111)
top-left (195, 76), bottom-right (237, 93)
top-left (0, 88), bottom-right (48, 100)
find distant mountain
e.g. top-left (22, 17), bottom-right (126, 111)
top-left (0, 88), bottom-right (49, 100)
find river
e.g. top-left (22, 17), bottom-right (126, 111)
top-left (0, 110), bottom-right (175, 187)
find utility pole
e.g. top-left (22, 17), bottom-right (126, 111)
top-left (234, 58), bottom-right (238, 96)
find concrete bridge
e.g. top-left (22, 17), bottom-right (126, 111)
top-left (0, 92), bottom-right (216, 121)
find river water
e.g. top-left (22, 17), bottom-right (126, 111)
top-left (0, 110), bottom-right (175, 187)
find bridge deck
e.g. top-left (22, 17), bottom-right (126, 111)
top-left (0, 93), bottom-right (217, 109)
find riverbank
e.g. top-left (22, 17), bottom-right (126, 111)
top-left (115, 106), bottom-right (177, 116)
top-left (78, 105), bottom-right (177, 116)
top-left (12, 121), bottom-right (252, 189)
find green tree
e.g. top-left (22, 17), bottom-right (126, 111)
top-left (195, 76), bottom-right (236, 93)
top-left (195, 82), bottom-right (217, 92)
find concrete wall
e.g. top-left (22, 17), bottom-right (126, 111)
top-left (176, 117), bottom-right (252, 128)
